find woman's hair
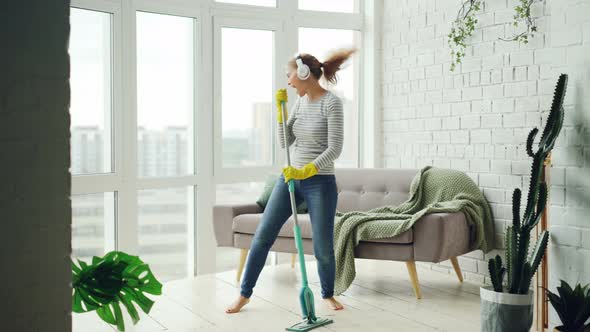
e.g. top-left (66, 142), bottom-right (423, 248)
top-left (289, 48), bottom-right (356, 84)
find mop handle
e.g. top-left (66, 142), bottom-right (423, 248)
top-left (280, 99), bottom-right (302, 232)
top-left (280, 100), bottom-right (292, 168)
top-left (280, 100), bottom-right (309, 286)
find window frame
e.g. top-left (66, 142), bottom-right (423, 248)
top-left (212, 16), bottom-right (283, 181)
top-left (70, 0), bottom-right (123, 255)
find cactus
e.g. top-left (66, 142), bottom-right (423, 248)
top-left (489, 74), bottom-right (568, 294)
top-left (506, 225), bottom-right (516, 289)
top-left (489, 255), bottom-right (505, 292)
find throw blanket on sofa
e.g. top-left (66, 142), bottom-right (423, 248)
top-left (333, 166), bottom-right (494, 295)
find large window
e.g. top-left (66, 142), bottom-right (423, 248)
top-left (299, 28), bottom-right (360, 167)
top-left (135, 11), bottom-right (196, 281)
top-left (136, 12), bottom-right (195, 177)
top-left (69, 8), bottom-right (112, 175)
top-left (220, 27), bottom-right (274, 168)
top-left (69, 7), bottom-right (116, 267)
top-left (69, 0), bottom-right (365, 288)
top-left (69, 5), bottom-right (200, 283)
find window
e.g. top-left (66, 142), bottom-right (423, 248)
top-left (299, 28), bottom-right (360, 167)
top-left (70, 6), bottom-right (117, 267)
top-left (138, 187), bottom-right (192, 282)
top-left (69, 8), bottom-right (113, 175)
top-left (69, 0), bottom-right (365, 286)
top-left (216, 0), bottom-right (276, 7)
top-left (136, 12), bottom-right (195, 177)
top-left (71, 192), bottom-right (116, 261)
top-left (216, 182), bottom-right (265, 204)
top-left (298, 0), bottom-right (358, 13)
top-left (221, 28), bottom-right (274, 168)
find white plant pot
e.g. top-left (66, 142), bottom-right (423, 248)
top-left (480, 286), bottom-right (534, 332)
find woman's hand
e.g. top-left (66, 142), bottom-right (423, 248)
top-left (282, 163), bottom-right (318, 182)
top-left (276, 89), bottom-right (288, 124)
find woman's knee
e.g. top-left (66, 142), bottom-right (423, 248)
top-left (252, 232), bottom-right (275, 249)
top-left (313, 246), bottom-right (335, 263)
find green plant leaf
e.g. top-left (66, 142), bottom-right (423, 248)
top-left (96, 305), bottom-right (116, 325)
top-left (113, 302), bottom-right (125, 331)
top-left (71, 251), bottom-right (163, 332)
top-left (548, 280), bottom-right (590, 331)
top-left (119, 293), bottom-right (140, 324)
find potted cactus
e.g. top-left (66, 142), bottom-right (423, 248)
top-left (481, 74), bottom-right (568, 332)
top-left (546, 280), bottom-right (590, 332)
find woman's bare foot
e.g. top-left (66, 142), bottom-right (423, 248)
top-left (225, 295), bottom-right (250, 314)
top-left (323, 297), bottom-right (344, 310)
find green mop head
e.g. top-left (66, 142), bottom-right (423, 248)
top-left (286, 285), bottom-right (333, 331)
top-left (286, 317), bottom-right (333, 332)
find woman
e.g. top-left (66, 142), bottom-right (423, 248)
top-left (225, 48), bottom-right (355, 314)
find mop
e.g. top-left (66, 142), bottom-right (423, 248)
top-left (277, 89), bottom-right (334, 332)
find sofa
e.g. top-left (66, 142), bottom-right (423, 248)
top-left (213, 168), bottom-right (474, 299)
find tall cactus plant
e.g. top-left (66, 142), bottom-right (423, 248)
top-left (488, 74), bottom-right (568, 294)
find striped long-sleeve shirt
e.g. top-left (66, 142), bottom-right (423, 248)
top-left (278, 90), bottom-right (344, 175)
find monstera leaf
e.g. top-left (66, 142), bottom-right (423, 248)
top-left (72, 251), bottom-right (163, 331)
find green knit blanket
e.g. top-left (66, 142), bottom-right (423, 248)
top-left (333, 166), bottom-right (494, 295)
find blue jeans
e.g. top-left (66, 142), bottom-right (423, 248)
top-left (240, 174), bottom-right (338, 299)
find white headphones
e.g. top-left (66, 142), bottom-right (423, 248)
top-left (294, 54), bottom-right (310, 80)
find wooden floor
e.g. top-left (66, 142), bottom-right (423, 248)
top-left (73, 259), bottom-right (482, 332)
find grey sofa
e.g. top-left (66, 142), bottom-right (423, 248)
top-left (213, 168), bottom-right (473, 299)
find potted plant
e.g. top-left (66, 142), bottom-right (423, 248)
top-left (72, 251), bottom-right (163, 331)
top-left (481, 74), bottom-right (568, 332)
top-left (546, 280), bottom-right (590, 332)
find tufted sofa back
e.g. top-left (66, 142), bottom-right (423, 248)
top-left (334, 168), bottom-right (419, 212)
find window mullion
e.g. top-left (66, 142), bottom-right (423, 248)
top-left (117, 0), bottom-right (139, 254)
top-left (196, 10), bottom-right (216, 276)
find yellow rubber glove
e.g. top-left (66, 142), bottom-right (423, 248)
top-left (282, 163), bottom-right (318, 182)
top-left (276, 88), bottom-right (288, 124)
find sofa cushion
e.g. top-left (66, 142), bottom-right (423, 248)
top-left (360, 232), bottom-right (413, 244)
top-left (335, 168), bottom-right (419, 212)
top-left (232, 213), bottom-right (413, 244)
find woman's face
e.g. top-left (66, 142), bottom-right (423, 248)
top-left (287, 67), bottom-right (307, 97)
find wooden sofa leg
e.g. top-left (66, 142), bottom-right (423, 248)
top-left (450, 257), bottom-right (464, 283)
top-left (405, 261), bottom-right (422, 299)
top-left (291, 253), bottom-right (297, 268)
top-left (236, 249), bottom-right (248, 283)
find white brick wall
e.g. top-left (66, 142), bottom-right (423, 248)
top-left (381, 2), bottom-right (590, 328)
top-left (546, 0), bottom-right (590, 328)
top-left (1, 1), bottom-right (71, 331)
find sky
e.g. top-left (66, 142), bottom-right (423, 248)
top-left (69, 7), bottom-right (358, 132)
